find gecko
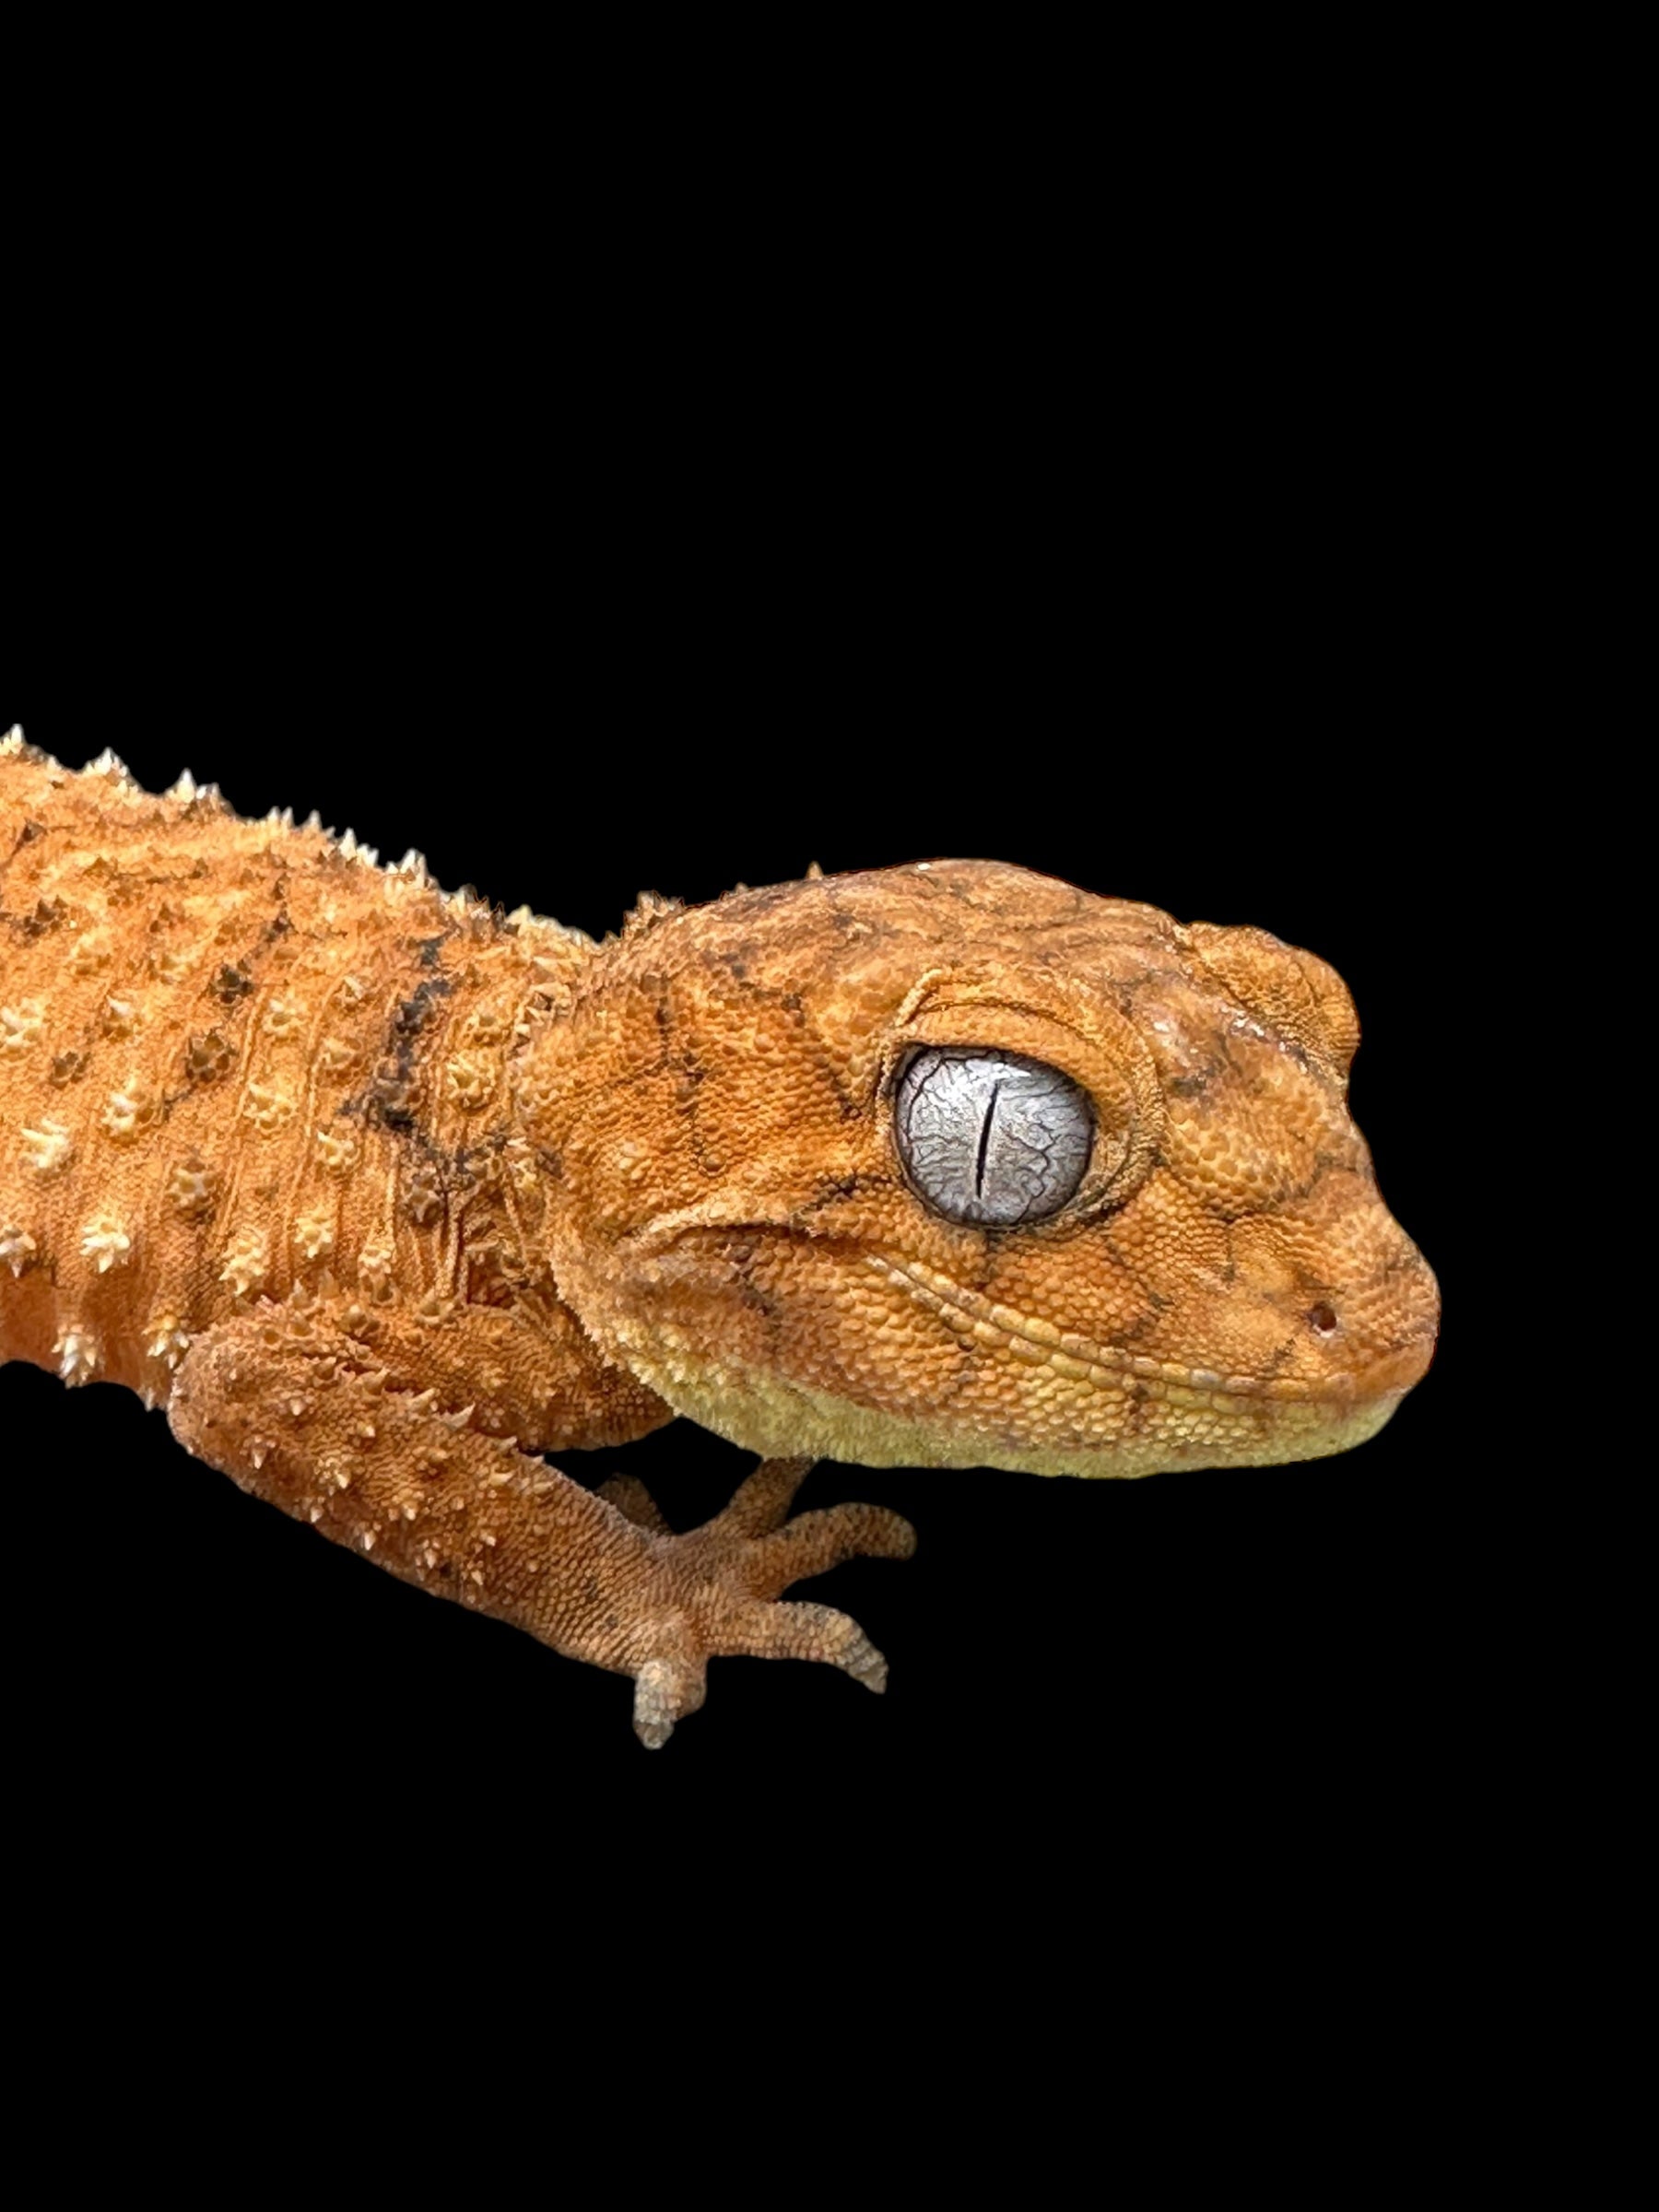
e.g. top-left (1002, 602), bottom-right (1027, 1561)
top-left (0, 730), bottom-right (1439, 1746)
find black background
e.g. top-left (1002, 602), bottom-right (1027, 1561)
top-left (0, 27), bottom-right (1590, 2141)
top-left (3, 284), bottom-right (1490, 1953)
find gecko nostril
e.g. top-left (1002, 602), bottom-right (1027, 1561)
top-left (1307, 1302), bottom-right (1339, 1336)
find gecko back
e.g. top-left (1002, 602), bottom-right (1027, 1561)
top-left (0, 736), bottom-right (588, 1398)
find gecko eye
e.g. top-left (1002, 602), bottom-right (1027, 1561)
top-left (894, 1048), bottom-right (1093, 1226)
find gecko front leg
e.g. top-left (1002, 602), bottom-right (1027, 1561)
top-left (166, 1297), bottom-right (915, 1745)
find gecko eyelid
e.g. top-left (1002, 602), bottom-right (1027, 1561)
top-left (894, 1047), bottom-right (1093, 1227)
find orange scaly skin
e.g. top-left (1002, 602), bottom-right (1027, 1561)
top-left (0, 733), bottom-right (1439, 1746)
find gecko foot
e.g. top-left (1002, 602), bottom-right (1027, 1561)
top-left (596, 1457), bottom-right (916, 1748)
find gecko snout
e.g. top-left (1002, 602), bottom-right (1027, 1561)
top-left (1312, 1232), bottom-right (1440, 1409)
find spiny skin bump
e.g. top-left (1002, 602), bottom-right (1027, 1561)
top-left (0, 731), bottom-right (1439, 1746)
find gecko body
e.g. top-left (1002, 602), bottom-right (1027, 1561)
top-left (0, 733), bottom-right (1439, 1743)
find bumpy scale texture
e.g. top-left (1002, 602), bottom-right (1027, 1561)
top-left (0, 731), bottom-right (1439, 1745)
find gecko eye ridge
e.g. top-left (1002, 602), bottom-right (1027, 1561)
top-left (894, 1047), bottom-right (1094, 1227)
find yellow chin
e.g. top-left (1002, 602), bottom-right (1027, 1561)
top-left (648, 1359), bottom-right (1410, 1481)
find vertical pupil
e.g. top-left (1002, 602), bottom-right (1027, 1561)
top-left (974, 1080), bottom-right (1002, 1197)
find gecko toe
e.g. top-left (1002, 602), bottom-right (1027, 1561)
top-left (705, 1454), bottom-right (816, 1537)
top-left (632, 1654), bottom-right (706, 1749)
top-left (738, 1502), bottom-right (917, 1599)
top-left (598, 1474), bottom-right (672, 1534)
top-left (725, 1598), bottom-right (891, 1691)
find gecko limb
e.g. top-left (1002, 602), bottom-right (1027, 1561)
top-left (167, 1302), bottom-right (913, 1746)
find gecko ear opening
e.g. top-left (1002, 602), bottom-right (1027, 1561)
top-left (877, 967), bottom-right (1164, 1218)
top-left (1186, 923), bottom-right (1360, 1084)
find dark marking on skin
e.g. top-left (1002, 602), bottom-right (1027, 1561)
top-left (819, 893), bottom-right (860, 940)
top-left (964, 1231), bottom-right (996, 1294)
top-left (589, 986), bottom-right (674, 1091)
top-left (732, 1268), bottom-right (782, 1326)
top-left (392, 976), bottom-right (452, 1039)
top-left (14, 897), bottom-right (66, 938)
top-left (467, 1246), bottom-right (523, 1311)
top-left (185, 1030), bottom-right (234, 1085)
top-left (799, 1173), bottom-right (866, 1213)
top-left (369, 973), bottom-right (454, 1129)
top-left (415, 935), bottom-right (448, 971)
top-left (607, 1051), bottom-right (676, 1092)
top-left (449, 1150), bottom-right (486, 1200)
top-left (211, 961), bottom-right (254, 1004)
top-left (927, 1344), bottom-right (981, 1412)
top-left (789, 1027), bottom-right (865, 1124)
top-left (371, 1061), bottom-right (417, 1127)
top-left (1106, 1303), bottom-right (1161, 1347)
top-left (1195, 1153), bottom-right (1326, 1226)
top-left (49, 1049), bottom-right (86, 1086)
top-left (1166, 1066), bottom-right (1222, 1100)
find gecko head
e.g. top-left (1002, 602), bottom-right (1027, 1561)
top-left (525, 862), bottom-right (1439, 1478)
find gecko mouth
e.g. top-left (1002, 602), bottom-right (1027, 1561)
top-left (865, 1251), bottom-right (1406, 1414)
